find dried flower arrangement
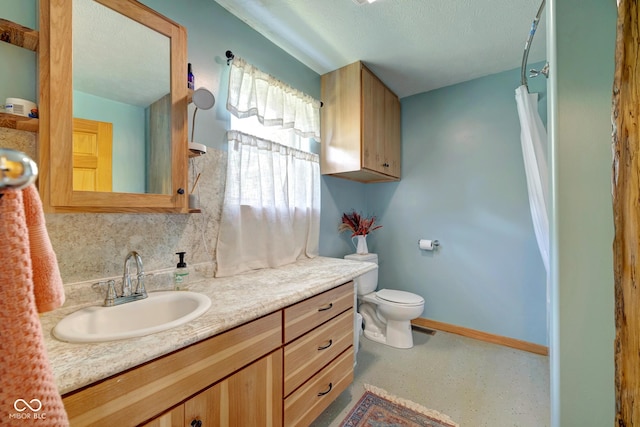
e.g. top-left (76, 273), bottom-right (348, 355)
top-left (339, 210), bottom-right (382, 237)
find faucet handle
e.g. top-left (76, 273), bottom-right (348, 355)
top-left (134, 273), bottom-right (147, 297)
top-left (104, 280), bottom-right (117, 307)
top-left (122, 275), bottom-right (132, 297)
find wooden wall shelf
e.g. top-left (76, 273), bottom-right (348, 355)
top-left (1, 18), bottom-right (39, 132)
top-left (0, 18), bottom-right (38, 51)
top-left (0, 112), bottom-right (38, 132)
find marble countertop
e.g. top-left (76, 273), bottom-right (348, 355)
top-left (40, 256), bottom-right (375, 395)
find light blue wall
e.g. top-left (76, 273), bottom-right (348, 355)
top-left (366, 65), bottom-right (548, 346)
top-left (548, 0), bottom-right (616, 425)
top-left (73, 91), bottom-right (146, 193)
top-left (140, 0), bottom-right (366, 256)
top-left (141, 0), bottom-right (321, 152)
top-left (319, 176), bottom-right (367, 257)
top-left (0, 0), bottom-right (37, 109)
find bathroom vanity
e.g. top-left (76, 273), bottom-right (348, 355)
top-left (41, 257), bottom-right (375, 427)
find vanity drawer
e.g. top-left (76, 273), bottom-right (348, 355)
top-left (284, 281), bottom-right (354, 343)
top-left (284, 347), bottom-right (354, 427)
top-left (284, 308), bottom-right (353, 396)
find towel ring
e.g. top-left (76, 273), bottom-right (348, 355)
top-left (0, 148), bottom-right (38, 190)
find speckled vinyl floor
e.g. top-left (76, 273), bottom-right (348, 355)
top-left (311, 328), bottom-right (550, 427)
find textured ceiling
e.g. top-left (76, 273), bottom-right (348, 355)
top-left (213, 0), bottom-right (547, 98)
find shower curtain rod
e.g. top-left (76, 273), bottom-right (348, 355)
top-left (520, 0), bottom-right (547, 90)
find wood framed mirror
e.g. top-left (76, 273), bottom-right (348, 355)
top-left (38, 0), bottom-right (188, 213)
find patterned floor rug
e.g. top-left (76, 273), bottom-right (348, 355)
top-left (340, 384), bottom-right (459, 427)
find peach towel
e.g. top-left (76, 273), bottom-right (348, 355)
top-left (0, 185), bottom-right (68, 426)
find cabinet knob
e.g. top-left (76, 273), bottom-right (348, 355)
top-left (177, 188), bottom-right (185, 195)
top-left (191, 420), bottom-right (202, 427)
top-left (382, 163), bottom-right (390, 168)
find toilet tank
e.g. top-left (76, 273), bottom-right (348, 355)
top-left (344, 253), bottom-right (378, 295)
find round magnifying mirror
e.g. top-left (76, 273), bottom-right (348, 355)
top-left (192, 88), bottom-right (215, 110)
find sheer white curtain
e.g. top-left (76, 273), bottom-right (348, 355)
top-left (216, 131), bottom-right (320, 277)
top-left (216, 56), bottom-right (321, 277)
top-left (515, 85), bottom-right (549, 274)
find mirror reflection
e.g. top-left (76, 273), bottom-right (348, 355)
top-left (72, 0), bottom-right (171, 194)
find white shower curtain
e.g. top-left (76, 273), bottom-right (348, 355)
top-left (515, 85), bottom-right (549, 274)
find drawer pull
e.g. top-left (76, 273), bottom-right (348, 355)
top-left (318, 302), bottom-right (333, 312)
top-left (318, 339), bottom-right (333, 351)
top-left (317, 382), bottom-right (333, 397)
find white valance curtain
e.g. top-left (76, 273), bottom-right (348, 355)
top-left (515, 85), bottom-right (549, 274)
top-left (227, 56), bottom-right (321, 141)
top-left (215, 131), bottom-right (320, 277)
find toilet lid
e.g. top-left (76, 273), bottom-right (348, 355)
top-left (376, 289), bottom-right (424, 305)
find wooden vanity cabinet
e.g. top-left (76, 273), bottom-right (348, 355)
top-left (62, 282), bottom-right (355, 427)
top-left (145, 350), bottom-right (282, 427)
top-left (142, 406), bottom-right (184, 427)
top-left (321, 61), bottom-right (401, 182)
top-left (62, 312), bottom-right (282, 427)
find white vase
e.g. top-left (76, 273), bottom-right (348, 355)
top-left (352, 235), bottom-right (369, 254)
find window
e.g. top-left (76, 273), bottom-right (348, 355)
top-left (215, 57), bottom-right (321, 277)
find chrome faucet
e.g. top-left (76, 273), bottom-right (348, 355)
top-left (103, 251), bottom-right (147, 307)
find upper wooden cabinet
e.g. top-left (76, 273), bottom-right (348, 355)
top-left (321, 61), bottom-right (401, 182)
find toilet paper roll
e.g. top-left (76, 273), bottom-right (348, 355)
top-left (419, 239), bottom-right (435, 250)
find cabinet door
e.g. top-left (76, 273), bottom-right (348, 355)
top-left (141, 406), bottom-right (184, 427)
top-left (184, 350), bottom-right (283, 427)
top-left (72, 118), bottom-right (113, 192)
top-left (361, 67), bottom-right (386, 174)
top-left (383, 87), bottom-right (401, 178)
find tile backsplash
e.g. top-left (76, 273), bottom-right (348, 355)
top-left (1, 128), bottom-right (226, 286)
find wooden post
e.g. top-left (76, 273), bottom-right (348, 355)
top-left (612, 0), bottom-right (640, 424)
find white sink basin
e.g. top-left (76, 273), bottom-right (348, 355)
top-left (53, 291), bottom-right (212, 343)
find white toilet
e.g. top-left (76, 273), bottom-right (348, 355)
top-left (345, 253), bottom-right (425, 349)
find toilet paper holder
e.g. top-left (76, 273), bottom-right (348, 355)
top-left (418, 239), bottom-right (440, 250)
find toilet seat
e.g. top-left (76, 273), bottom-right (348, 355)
top-left (375, 289), bottom-right (424, 307)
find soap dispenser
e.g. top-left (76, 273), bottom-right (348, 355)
top-left (174, 252), bottom-right (190, 290)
